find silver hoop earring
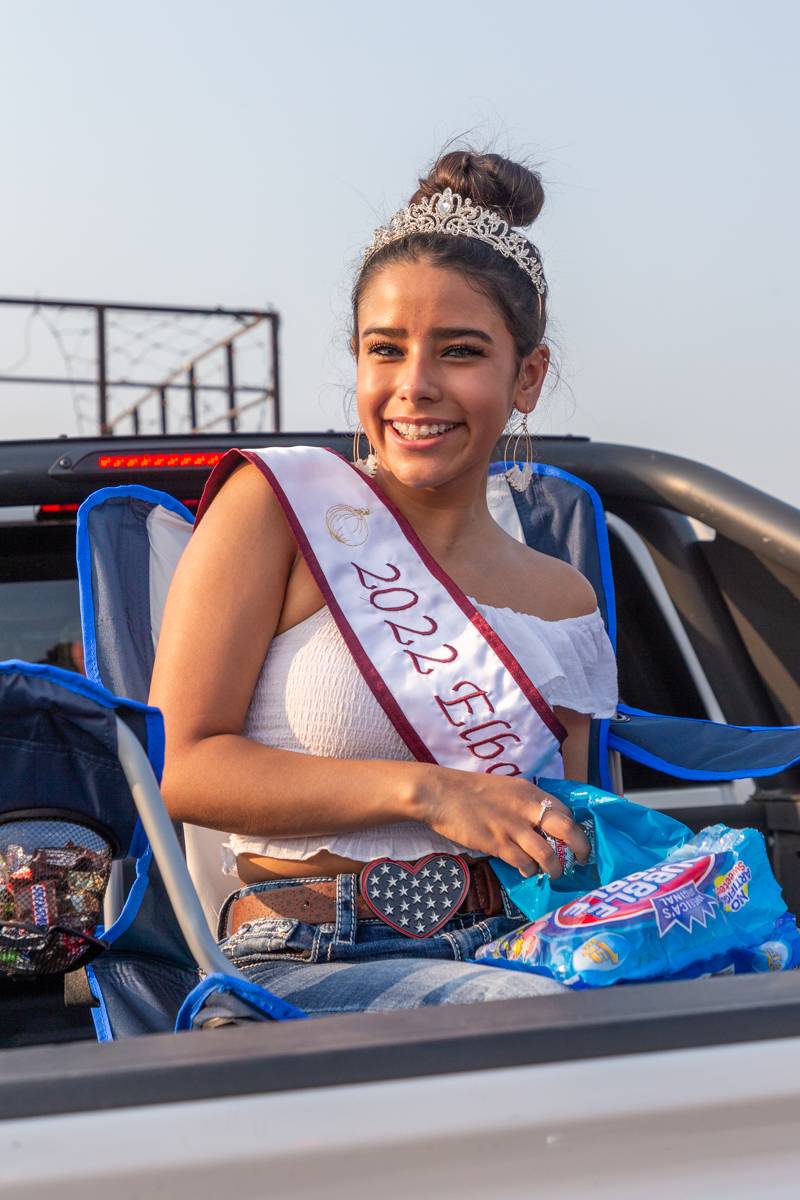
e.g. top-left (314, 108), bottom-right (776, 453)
top-left (502, 410), bottom-right (533, 493)
top-left (353, 423), bottom-right (378, 478)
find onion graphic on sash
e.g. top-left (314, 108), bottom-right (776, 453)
top-left (325, 504), bottom-right (371, 547)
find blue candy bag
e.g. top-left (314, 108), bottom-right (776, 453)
top-left (490, 778), bottom-right (693, 924)
top-left (477, 823), bottom-right (794, 988)
top-left (731, 912), bottom-right (800, 974)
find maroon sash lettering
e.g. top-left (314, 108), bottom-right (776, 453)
top-left (198, 446), bottom-right (566, 779)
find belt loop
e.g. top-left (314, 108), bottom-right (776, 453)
top-left (500, 878), bottom-right (523, 920)
top-left (218, 888), bottom-right (239, 940)
top-left (333, 872), bottom-right (358, 945)
top-left (473, 861), bottom-right (490, 911)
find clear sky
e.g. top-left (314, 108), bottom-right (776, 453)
top-left (1, 0), bottom-right (798, 504)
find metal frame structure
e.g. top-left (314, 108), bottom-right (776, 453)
top-left (0, 296), bottom-right (281, 435)
top-left (114, 717), bottom-right (247, 981)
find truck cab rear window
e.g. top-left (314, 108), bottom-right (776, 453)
top-left (0, 523), bottom-right (83, 672)
top-left (0, 580), bottom-right (84, 672)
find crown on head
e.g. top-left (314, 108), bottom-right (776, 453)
top-left (362, 187), bottom-right (547, 296)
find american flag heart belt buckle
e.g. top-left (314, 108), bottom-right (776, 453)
top-left (359, 854), bottom-right (471, 939)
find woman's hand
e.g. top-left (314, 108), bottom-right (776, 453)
top-left (414, 765), bottom-right (590, 879)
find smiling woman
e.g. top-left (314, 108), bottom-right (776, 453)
top-left (350, 152), bottom-right (551, 498)
top-left (355, 261), bottom-right (548, 493)
top-left (148, 148), bottom-right (618, 1016)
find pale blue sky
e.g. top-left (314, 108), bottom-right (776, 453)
top-left (1, 0), bottom-right (798, 503)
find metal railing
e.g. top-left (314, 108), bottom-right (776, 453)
top-left (0, 296), bottom-right (281, 435)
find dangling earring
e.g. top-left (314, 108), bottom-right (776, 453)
top-left (353, 422), bottom-right (377, 477)
top-left (503, 409), bottom-right (533, 493)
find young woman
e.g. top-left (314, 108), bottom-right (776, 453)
top-left (149, 150), bottom-right (618, 1014)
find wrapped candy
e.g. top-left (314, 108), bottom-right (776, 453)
top-left (30, 846), bottom-right (88, 880)
top-left (0, 885), bottom-right (15, 921)
top-left (62, 871), bottom-right (104, 924)
top-left (15, 880), bottom-right (58, 927)
top-left (477, 825), bottom-right (799, 988)
top-left (0, 823), bottom-right (112, 978)
top-left (5, 844), bottom-right (31, 873)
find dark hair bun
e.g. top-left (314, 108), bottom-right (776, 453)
top-left (410, 150), bottom-right (544, 228)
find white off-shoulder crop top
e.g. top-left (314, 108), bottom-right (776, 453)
top-left (221, 600), bottom-right (618, 873)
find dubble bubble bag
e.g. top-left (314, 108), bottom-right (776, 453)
top-left (481, 781), bottom-right (800, 988)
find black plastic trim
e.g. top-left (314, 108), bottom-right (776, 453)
top-left (1, 436), bottom-right (793, 576)
top-left (547, 442), bottom-right (800, 575)
top-left (0, 433), bottom-right (583, 506)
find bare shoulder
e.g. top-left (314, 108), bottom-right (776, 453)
top-left (186, 458), bottom-right (323, 635)
top-left (197, 460), bottom-right (287, 527)
top-left (508, 537), bottom-right (598, 621)
top-left (191, 461), bottom-right (294, 559)
top-left (164, 460), bottom-right (298, 624)
top-left (150, 460), bottom-right (298, 734)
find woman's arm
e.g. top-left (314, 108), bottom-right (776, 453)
top-left (149, 465), bottom-right (589, 875)
top-left (556, 708), bottom-right (591, 781)
top-left (150, 463), bottom-right (420, 835)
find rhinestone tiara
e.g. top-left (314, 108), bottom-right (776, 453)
top-left (361, 187), bottom-right (547, 296)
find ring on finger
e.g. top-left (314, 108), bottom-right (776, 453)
top-left (536, 796), bottom-right (553, 825)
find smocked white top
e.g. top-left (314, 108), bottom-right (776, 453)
top-left (221, 600), bottom-right (617, 873)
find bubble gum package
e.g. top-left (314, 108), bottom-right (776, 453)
top-left (476, 824), bottom-right (795, 988)
top-left (731, 912), bottom-right (800, 975)
top-left (489, 778), bottom-right (693, 926)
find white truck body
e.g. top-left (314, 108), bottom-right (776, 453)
top-left (3, 1037), bottom-right (800, 1198)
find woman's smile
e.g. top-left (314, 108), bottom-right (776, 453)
top-left (385, 417), bottom-right (465, 448)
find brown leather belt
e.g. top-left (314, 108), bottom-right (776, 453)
top-left (225, 859), bottom-right (504, 938)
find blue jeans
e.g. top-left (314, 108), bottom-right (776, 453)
top-left (218, 872), bottom-right (565, 1017)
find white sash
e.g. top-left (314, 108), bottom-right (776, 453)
top-left (199, 446), bottom-right (565, 779)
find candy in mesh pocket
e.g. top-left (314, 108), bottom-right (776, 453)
top-left (0, 812), bottom-right (115, 977)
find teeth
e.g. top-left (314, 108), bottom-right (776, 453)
top-left (391, 421), bottom-right (456, 439)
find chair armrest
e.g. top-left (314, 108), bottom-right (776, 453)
top-left (609, 703), bottom-right (800, 782)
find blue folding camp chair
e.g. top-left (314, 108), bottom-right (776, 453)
top-left (71, 456), bottom-right (800, 1038)
top-left (0, 661), bottom-right (305, 1039)
top-left (487, 461), bottom-right (800, 789)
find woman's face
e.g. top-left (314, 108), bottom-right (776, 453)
top-left (355, 260), bottom-right (548, 492)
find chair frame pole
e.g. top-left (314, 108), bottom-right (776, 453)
top-left (114, 717), bottom-right (246, 982)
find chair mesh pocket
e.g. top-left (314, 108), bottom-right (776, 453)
top-left (0, 815), bottom-right (113, 978)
